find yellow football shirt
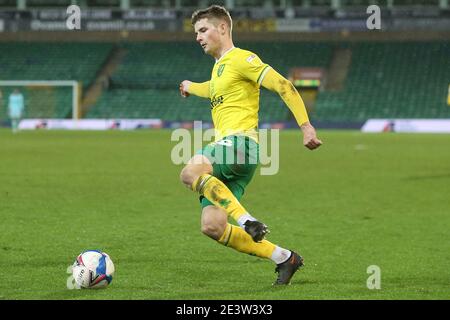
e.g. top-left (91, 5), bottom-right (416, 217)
top-left (209, 47), bottom-right (271, 142)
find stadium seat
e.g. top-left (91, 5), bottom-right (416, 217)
top-left (2, 41), bottom-right (449, 123)
top-left (0, 42), bottom-right (113, 120)
top-left (89, 41), bottom-right (332, 121)
top-left (314, 42), bottom-right (450, 122)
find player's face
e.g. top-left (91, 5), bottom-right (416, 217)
top-left (194, 18), bottom-right (221, 56)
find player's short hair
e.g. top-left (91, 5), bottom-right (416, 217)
top-left (191, 5), bottom-right (232, 32)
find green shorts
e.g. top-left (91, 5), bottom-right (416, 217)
top-left (195, 135), bottom-right (259, 209)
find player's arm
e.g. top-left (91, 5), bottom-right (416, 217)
top-left (261, 68), bottom-right (322, 150)
top-left (179, 80), bottom-right (210, 99)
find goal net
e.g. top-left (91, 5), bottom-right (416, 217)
top-left (0, 81), bottom-right (81, 121)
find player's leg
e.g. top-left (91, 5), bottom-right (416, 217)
top-left (201, 204), bottom-right (303, 284)
top-left (180, 151), bottom-right (264, 240)
top-left (11, 118), bottom-right (19, 133)
top-left (201, 204), bottom-right (289, 262)
top-left (200, 204), bottom-right (227, 240)
top-left (180, 154), bottom-right (250, 224)
top-left (191, 172), bottom-right (266, 238)
top-left (180, 154), bottom-right (213, 187)
top-left (192, 154), bottom-right (303, 285)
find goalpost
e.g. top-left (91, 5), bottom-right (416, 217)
top-left (0, 80), bottom-right (81, 120)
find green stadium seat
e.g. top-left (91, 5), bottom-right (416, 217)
top-left (91, 41), bottom-right (332, 121)
top-left (2, 40), bottom-right (449, 123)
top-left (314, 42), bottom-right (450, 122)
top-left (26, 0), bottom-right (73, 7)
top-left (0, 42), bottom-right (113, 120)
top-left (86, 0), bottom-right (121, 7)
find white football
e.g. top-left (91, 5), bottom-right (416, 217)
top-left (72, 250), bottom-right (115, 289)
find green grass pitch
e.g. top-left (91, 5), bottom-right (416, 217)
top-left (0, 129), bottom-right (449, 300)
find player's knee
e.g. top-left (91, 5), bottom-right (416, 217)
top-left (201, 220), bottom-right (226, 240)
top-left (179, 163), bottom-right (212, 188)
top-left (179, 166), bottom-right (193, 186)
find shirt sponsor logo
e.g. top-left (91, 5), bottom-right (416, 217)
top-left (210, 95), bottom-right (224, 109)
top-left (246, 54), bottom-right (256, 63)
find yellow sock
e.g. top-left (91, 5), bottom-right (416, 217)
top-left (218, 223), bottom-right (275, 259)
top-left (193, 174), bottom-right (247, 222)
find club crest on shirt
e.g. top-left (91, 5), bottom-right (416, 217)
top-left (217, 64), bottom-right (225, 77)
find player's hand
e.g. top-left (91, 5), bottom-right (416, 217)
top-left (179, 80), bottom-right (192, 98)
top-left (301, 122), bottom-right (322, 150)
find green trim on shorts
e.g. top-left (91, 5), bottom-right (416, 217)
top-left (196, 135), bottom-right (259, 209)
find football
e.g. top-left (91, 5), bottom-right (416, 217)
top-left (72, 250), bottom-right (115, 289)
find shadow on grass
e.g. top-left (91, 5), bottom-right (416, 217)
top-left (404, 173), bottom-right (450, 181)
top-left (164, 278), bottom-right (319, 300)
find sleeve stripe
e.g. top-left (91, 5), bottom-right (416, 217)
top-left (257, 66), bottom-right (271, 85)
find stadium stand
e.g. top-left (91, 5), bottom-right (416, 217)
top-left (0, 43), bottom-right (113, 119)
top-left (1, 40), bottom-right (449, 123)
top-left (314, 42), bottom-right (450, 122)
top-left (0, 43), bottom-right (112, 85)
top-left (86, 41), bottom-right (333, 121)
top-left (88, 41), bottom-right (450, 122)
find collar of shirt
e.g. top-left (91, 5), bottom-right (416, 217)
top-left (215, 46), bottom-right (236, 63)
